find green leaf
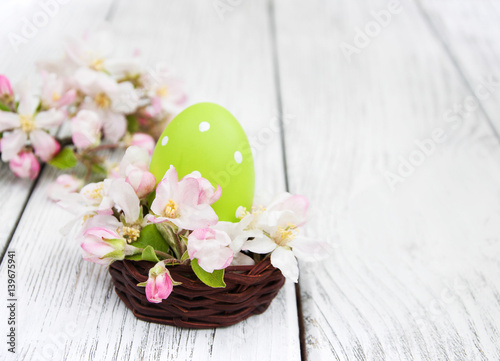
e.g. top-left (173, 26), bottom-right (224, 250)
top-left (130, 224), bottom-right (170, 254)
top-left (0, 102), bottom-right (9, 111)
top-left (137, 281), bottom-right (147, 287)
top-left (191, 259), bottom-right (226, 288)
top-left (155, 223), bottom-right (181, 258)
top-left (126, 114), bottom-right (139, 133)
top-left (180, 250), bottom-right (190, 262)
top-left (102, 250), bottom-right (123, 259)
top-left (48, 147), bottom-right (77, 169)
top-left (141, 245), bottom-right (160, 263)
top-left (91, 163), bottom-right (108, 175)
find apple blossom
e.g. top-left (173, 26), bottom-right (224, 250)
top-left (118, 146), bottom-right (156, 198)
top-left (143, 69), bottom-right (186, 117)
top-left (74, 67), bottom-right (138, 142)
top-left (141, 261), bottom-right (180, 303)
top-left (147, 165), bottom-right (219, 230)
top-left (213, 212), bottom-right (261, 253)
top-left (242, 193), bottom-right (328, 282)
top-left (40, 71), bottom-right (76, 109)
top-left (130, 133), bottom-right (155, 155)
top-left (71, 109), bottom-right (102, 149)
top-left (0, 84), bottom-right (64, 162)
top-left (58, 179), bottom-right (115, 218)
top-left (126, 167), bottom-right (156, 198)
top-left (0, 75), bottom-right (13, 96)
top-left (64, 31), bottom-right (142, 76)
top-left (187, 228), bottom-right (233, 273)
top-left (8, 151), bottom-right (40, 180)
top-left (47, 174), bottom-right (83, 201)
top-left (79, 226), bottom-right (138, 265)
top-left (107, 179), bottom-right (141, 225)
top-left (183, 171), bottom-right (222, 205)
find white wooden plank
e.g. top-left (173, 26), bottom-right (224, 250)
top-left (1, 1), bottom-right (301, 360)
top-left (417, 0), bottom-right (500, 131)
top-left (273, 0), bottom-right (500, 359)
top-left (0, 0), bottom-right (115, 256)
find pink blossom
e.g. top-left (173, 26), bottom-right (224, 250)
top-left (126, 167), bottom-right (156, 198)
top-left (73, 67), bottom-right (138, 142)
top-left (40, 71), bottom-right (76, 109)
top-left (187, 228), bottom-right (233, 273)
top-left (263, 193), bottom-right (310, 226)
top-left (130, 133), bottom-right (155, 155)
top-left (0, 75), bottom-right (13, 96)
top-left (143, 69), bottom-right (186, 117)
top-left (147, 165), bottom-right (219, 230)
top-left (80, 226), bottom-right (137, 265)
top-left (145, 261), bottom-right (176, 303)
top-left (119, 146), bottom-right (156, 198)
top-left (8, 151), bottom-right (40, 180)
top-left (71, 110), bottom-right (102, 149)
top-left (0, 84), bottom-right (64, 161)
top-left (107, 179), bottom-right (141, 224)
top-left (241, 193), bottom-right (329, 283)
top-left (183, 171), bottom-right (222, 205)
top-left (119, 146), bottom-right (149, 174)
top-left (63, 31), bottom-right (142, 77)
top-left (78, 180), bottom-right (115, 216)
top-left (47, 174), bottom-right (83, 201)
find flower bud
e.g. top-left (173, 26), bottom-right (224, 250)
top-left (130, 133), bottom-right (155, 155)
top-left (0, 75), bottom-right (13, 96)
top-left (9, 151), bottom-right (40, 180)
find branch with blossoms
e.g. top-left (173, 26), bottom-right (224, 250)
top-left (56, 146), bottom-right (331, 303)
top-left (0, 32), bottom-right (185, 183)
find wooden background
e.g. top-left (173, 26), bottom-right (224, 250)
top-left (1, 0), bottom-right (500, 360)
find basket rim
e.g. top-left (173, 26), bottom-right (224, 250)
top-left (108, 257), bottom-right (286, 328)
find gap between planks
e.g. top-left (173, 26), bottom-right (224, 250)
top-left (414, 0), bottom-right (500, 142)
top-left (268, 0), bottom-right (307, 360)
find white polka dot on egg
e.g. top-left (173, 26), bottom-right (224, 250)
top-left (199, 121), bottom-right (210, 132)
top-left (161, 136), bottom-right (169, 146)
top-left (234, 151), bottom-right (243, 164)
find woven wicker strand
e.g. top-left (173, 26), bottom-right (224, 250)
top-left (109, 258), bottom-right (286, 329)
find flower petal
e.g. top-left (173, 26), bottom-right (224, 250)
top-left (35, 108), bottom-right (66, 128)
top-left (30, 129), bottom-right (60, 162)
top-left (101, 111), bottom-right (126, 143)
top-left (271, 247), bottom-right (299, 282)
top-left (289, 236), bottom-right (333, 262)
top-left (0, 129), bottom-right (27, 161)
top-left (242, 235), bottom-right (277, 254)
top-left (17, 84), bottom-right (39, 115)
top-left (0, 111), bottom-right (20, 132)
top-left (108, 179), bottom-right (140, 224)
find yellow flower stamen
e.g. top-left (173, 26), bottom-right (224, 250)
top-left (156, 86), bottom-right (168, 97)
top-left (19, 114), bottom-right (36, 133)
top-left (122, 226), bottom-right (141, 244)
top-left (95, 92), bottom-right (111, 109)
top-left (164, 199), bottom-right (179, 218)
top-left (82, 214), bottom-right (94, 223)
top-left (275, 223), bottom-right (298, 247)
top-left (83, 183), bottom-right (104, 201)
top-left (90, 58), bottom-right (105, 71)
top-left (52, 92), bottom-right (61, 101)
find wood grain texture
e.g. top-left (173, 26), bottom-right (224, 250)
top-left (0, 0), bottom-right (301, 360)
top-left (0, 0), bottom-right (116, 258)
top-left (416, 0), bottom-right (500, 132)
top-left (273, 0), bottom-right (500, 359)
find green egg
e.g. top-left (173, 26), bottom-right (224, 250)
top-left (149, 102), bottom-right (255, 222)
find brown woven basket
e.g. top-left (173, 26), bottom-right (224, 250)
top-left (108, 258), bottom-right (285, 329)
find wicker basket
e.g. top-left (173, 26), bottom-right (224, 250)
top-left (109, 258), bottom-right (285, 329)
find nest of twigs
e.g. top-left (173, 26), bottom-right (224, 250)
top-left (109, 258), bottom-right (286, 329)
